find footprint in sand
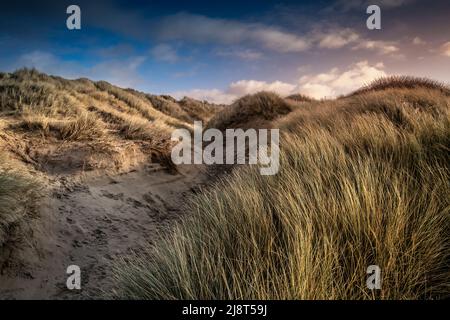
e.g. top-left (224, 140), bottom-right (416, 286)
top-left (100, 191), bottom-right (124, 200)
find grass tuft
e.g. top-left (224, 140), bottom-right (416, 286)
top-left (0, 154), bottom-right (42, 246)
top-left (207, 91), bottom-right (294, 130)
top-left (349, 76), bottom-right (450, 97)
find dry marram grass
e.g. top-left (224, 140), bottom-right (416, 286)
top-left (113, 79), bottom-right (450, 300)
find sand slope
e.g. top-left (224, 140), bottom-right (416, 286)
top-left (0, 164), bottom-right (207, 299)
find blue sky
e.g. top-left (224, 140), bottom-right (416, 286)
top-left (1, 0), bottom-right (449, 103)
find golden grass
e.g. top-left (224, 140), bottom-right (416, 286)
top-left (58, 112), bottom-right (106, 141)
top-left (112, 84), bottom-right (450, 300)
top-left (0, 153), bottom-right (42, 246)
top-left (177, 97), bottom-right (219, 122)
top-left (17, 112), bottom-right (106, 141)
top-left (207, 91), bottom-right (294, 130)
top-left (286, 93), bottom-right (314, 102)
top-left (128, 90), bottom-right (192, 123)
top-left (95, 80), bottom-right (192, 130)
top-left (0, 68), bottom-right (207, 172)
top-left (349, 76), bottom-right (450, 97)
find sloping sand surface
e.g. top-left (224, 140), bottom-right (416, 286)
top-left (0, 164), bottom-right (207, 299)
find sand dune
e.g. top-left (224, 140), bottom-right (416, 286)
top-left (0, 164), bottom-right (207, 299)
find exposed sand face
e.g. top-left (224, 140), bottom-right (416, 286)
top-left (0, 164), bottom-right (207, 299)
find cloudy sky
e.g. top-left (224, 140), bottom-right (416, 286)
top-left (1, 0), bottom-right (449, 103)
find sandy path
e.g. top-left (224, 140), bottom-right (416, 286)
top-left (0, 164), bottom-right (207, 299)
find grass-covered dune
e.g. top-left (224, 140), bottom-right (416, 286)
top-left (0, 152), bottom-right (41, 247)
top-left (207, 91), bottom-right (295, 130)
top-left (0, 68), bottom-right (220, 173)
top-left (113, 78), bottom-right (450, 299)
top-left (0, 68), bottom-right (220, 253)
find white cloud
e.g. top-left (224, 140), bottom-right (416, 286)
top-left (173, 61), bottom-right (388, 103)
top-left (16, 51), bottom-right (390, 104)
top-left (171, 88), bottom-right (236, 104)
top-left (171, 79), bottom-right (297, 104)
top-left (299, 83), bottom-right (335, 99)
top-left (412, 37), bottom-right (426, 45)
top-left (228, 80), bottom-right (296, 96)
top-left (298, 60), bottom-right (387, 98)
top-left (317, 29), bottom-right (360, 49)
top-left (352, 40), bottom-right (399, 54)
top-left (155, 13), bottom-right (311, 53)
top-left (150, 44), bottom-right (180, 63)
top-left (440, 42), bottom-right (450, 57)
top-left (152, 13), bottom-right (405, 59)
top-left (310, 28), bottom-right (403, 57)
top-left (253, 28), bottom-right (310, 53)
